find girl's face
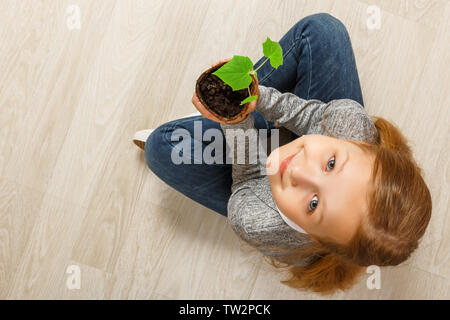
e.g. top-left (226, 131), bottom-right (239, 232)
top-left (266, 134), bottom-right (375, 245)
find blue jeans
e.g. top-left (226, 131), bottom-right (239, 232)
top-left (145, 13), bottom-right (364, 217)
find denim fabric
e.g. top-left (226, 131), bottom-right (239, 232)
top-left (145, 13), bottom-right (364, 217)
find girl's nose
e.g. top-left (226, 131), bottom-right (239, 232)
top-left (290, 165), bottom-right (312, 187)
top-left (289, 152), bottom-right (319, 188)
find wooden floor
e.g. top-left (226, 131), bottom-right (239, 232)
top-left (0, 0), bottom-right (449, 299)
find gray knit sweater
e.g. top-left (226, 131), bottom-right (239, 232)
top-left (219, 85), bottom-right (378, 265)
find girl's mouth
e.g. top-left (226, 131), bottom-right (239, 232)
top-left (280, 153), bottom-right (296, 179)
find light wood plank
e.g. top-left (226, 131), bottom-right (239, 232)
top-left (0, 179), bottom-right (46, 298)
top-left (358, 0), bottom-right (449, 29)
top-left (0, 0), bottom-right (448, 299)
top-left (1, 0), bottom-right (116, 198)
top-left (6, 194), bottom-right (88, 299)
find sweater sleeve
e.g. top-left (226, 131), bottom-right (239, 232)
top-left (220, 113), bottom-right (266, 194)
top-left (255, 85), bottom-right (329, 137)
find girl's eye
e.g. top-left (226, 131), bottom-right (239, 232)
top-left (308, 195), bottom-right (319, 212)
top-left (326, 156), bottom-right (336, 171)
top-left (308, 156), bottom-right (336, 212)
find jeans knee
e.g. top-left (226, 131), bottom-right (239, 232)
top-left (300, 12), bottom-right (348, 39)
top-left (145, 124), bottom-right (172, 170)
top-left (306, 13), bottom-right (345, 27)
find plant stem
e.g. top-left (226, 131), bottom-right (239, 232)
top-left (246, 57), bottom-right (269, 99)
top-left (247, 58), bottom-right (268, 97)
top-left (254, 57), bottom-right (270, 73)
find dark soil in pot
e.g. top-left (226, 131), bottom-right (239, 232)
top-left (195, 62), bottom-right (258, 122)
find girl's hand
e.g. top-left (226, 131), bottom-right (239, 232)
top-left (192, 58), bottom-right (260, 125)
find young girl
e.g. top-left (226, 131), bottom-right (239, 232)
top-left (135, 13), bottom-right (432, 294)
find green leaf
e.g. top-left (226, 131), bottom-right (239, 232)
top-left (262, 37), bottom-right (283, 69)
top-left (240, 95), bottom-right (258, 105)
top-left (212, 55), bottom-right (253, 91)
